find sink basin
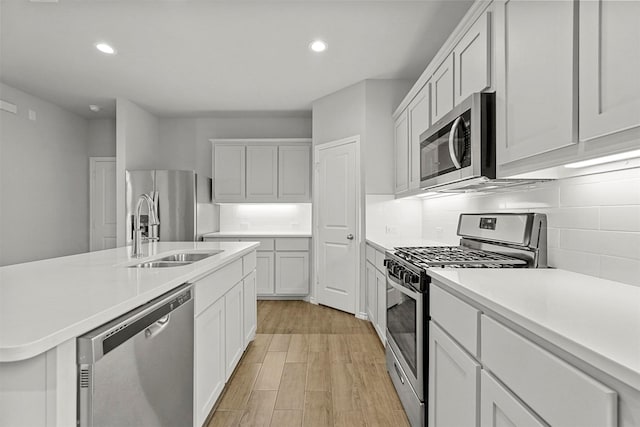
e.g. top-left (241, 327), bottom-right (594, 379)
top-left (157, 250), bottom-right (223, 263)
top-left (128, 250), bottom-right (224, 268)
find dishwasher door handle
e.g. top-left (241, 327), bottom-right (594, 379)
top-left (145, 315), bottom-right (170, 339)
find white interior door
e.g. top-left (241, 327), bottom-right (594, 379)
top-left (90, 157), bottom-right (117, 251)
top-left (314, 137), bottom-right (359, 314)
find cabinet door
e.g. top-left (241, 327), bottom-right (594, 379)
top-left (256, 252), bottom-right (275, 295)
top-left (366, 261), bottom-right (377, 327)
top-left (496, 0), bottom-right (576, 165)
top-left (246, 145), bottom-right (278, 200)
top-left (275, 251), bottom-right (309, 295)
top-left (580, 0), bottom-right (640, 141)
top-left (243, 270), bottom-right (257, 346)
top-left (394, 110), bottom-right (409, 194)
top-left (480, 371), bottom-right (547, 427)
top-left (431, 53), bottom-right (455, 124)
top-left (225, 281), bottom-right (244, 380)
top-left (454, 12), bottom-right (491, 105)
top-left (214, 145), bottom-right (245, 200)
top-left (279, 145), bottom-right (311, 201)
top-left (194, 298), bottom-right (225, 427)
top-left (428, 321), bottom-right (480, 427)
top-left (408, 84), bottom-right (430, 190)
top-left (375, 270), bottom-right (387, 344)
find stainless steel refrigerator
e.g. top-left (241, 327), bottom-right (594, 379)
top-left (126, 170), bottom-right (209, 243)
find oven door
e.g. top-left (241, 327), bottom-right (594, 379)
top-left (386, 271), bottom-right (424, 400)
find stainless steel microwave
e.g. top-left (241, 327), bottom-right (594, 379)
top-left (419, 92), bottom-right (496, 191)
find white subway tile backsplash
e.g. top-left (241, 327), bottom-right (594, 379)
top-left (421, 167), bottom-right (640, 286)
top-left (600, 206), bottom-right (640, 231)
top-left (599, 256), bottom-right (640, 286)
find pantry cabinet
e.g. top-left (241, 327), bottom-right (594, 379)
top-left (579, 0), bottom-right (640, 141)
top-left (211, 139), bottom-right (311, 202)
top-left (495, 0), bottom-right (577, 165)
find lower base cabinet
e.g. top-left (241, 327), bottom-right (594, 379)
top-left (428, 321), bottom-right (480, 427)
top-left (256, 252), bottom-right (275, 295)
top-left (224, 281), bottom-right (244, 380)
top-left (275, 251), bottom-right (309, 294)
top-left (480, 370), bottom-right (545, 427)
top-left (365, 243), bottom-right (388, 344)
top-left (243, 270), bottom-right (257, 346)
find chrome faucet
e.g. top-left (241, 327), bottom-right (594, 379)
top-left (132, 193), bottom-right (160, 258)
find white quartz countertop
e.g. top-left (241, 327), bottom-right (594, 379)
top-left (0, 241), bottom-right (258, 362)
top-left (204, 231), bottom-right (312, 238)
top-left (366, 236), bottom-right (446, 252)
top-left (428, 268), bottom-right (640, 390)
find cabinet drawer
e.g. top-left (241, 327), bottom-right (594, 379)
top-left (430, 283), bottom-right (480, 357)
top-left (243, 251), bottom-right (256, 276)
top-left (194, 258), bottom-right (243, 315)
top-left (481, 315), bottom-right (617, 427)
top-left (366, 244), bottom-right (376, 264)
top-left (251, 238), bottom-right (275, 251)
top-left (275, 238), bottom-right (308, 251)
top-left (374, 250), bottom-right (386, 273)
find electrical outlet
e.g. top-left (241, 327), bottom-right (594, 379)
top-left (28, 109), bottom-right (37, 121)
top-left (385, 226), bottom-right (397, 234)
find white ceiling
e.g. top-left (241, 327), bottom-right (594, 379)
top-left (0, 0), bottom-right (473, 118)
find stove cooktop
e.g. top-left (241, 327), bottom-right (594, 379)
top-left (392, 246), bottom-right (527, 269)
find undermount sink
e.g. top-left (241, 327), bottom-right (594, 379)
top-left (128, 250), bottom-right (224, 268)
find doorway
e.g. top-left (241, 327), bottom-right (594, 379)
top-left (89, 157), bottom-right (117, 251)
top-left (313, 136), bottom-right (361, 314)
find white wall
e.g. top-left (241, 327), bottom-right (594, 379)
top-left (312, 81), bottom-right (366, 146)
top-left (366, 195), bottom-right (422, 240)
top-left (421, 167), bottom-right (640, 286)
top-left (219, 204), bottom-right (312, 233)
top-left (0, 83), bottom-right (89, 265)
top-left (87, 119), bottom-right (116, 157)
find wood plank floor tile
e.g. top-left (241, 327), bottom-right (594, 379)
top-left (242, 334), bottom-right (273, 364)
top-left (274, 363), bottom-right (307, 410)
top-left (254, 352), bottom-right (287, 390)
top-left (207, 410), bottom-right (243, 427)
top-left (286, 334), bottom-right (308, 363)
top-left (270, 410), bottom-right (303, 427)
top-left (333, 410), bottom-right (366, 427)
top-left (327, 334), bottom-right (351, 363)
top-left (305, 352), bottom-right (331, 391)
top-left (307, 334), bottom-right (329, 352)
top-left (329, 362), bottom-right (361, 413)
top-left (302, 391), bottom-right (333, 427)
top-left (217, 363), bottom-right (262, 410)
top-left (239, 390), bottom-right (277, 427)
top-left (268, 334), bottom-right (291, 352)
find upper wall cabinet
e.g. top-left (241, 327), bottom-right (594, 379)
top-left (408, 82), bottom-right (430, 191)
top-left (454, 12), bottom-right (491, 105)
top-left (212, 139), bottom-right (312, 203)
top-left (394, 110), bottom-right (409, 194)
top-left (495, 0), bottom-right (577, 165)
top-left (431, 53), bottom-right (455, 124)
top-left (579, 0), bottom-right (640, 141)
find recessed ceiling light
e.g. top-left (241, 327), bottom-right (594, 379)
top-left (309, 40), bottom-right (327, 53)
top-left (89, 104), bottom-right (101, 113)
top-left (95, 43), bottom-right (116, 55)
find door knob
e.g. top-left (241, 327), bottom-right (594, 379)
top-left (347, 234), bottom-right (354, 240)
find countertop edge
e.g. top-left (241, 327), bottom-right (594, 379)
top-left (203, 232), bottom-right (312, 238)
top-left (0, 243), bottom-right (259, 363)
top-left (428, 269), bottom-right (640, 391)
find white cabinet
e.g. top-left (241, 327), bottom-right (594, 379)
top-left (365, 243), bottom-right (388, 344)
top-left (279, 145), bottom-right (311, 201)
top-left (480, 370), bottom-right (546, 427)
top-left (213, 145), bottom-right (245, 200)
top-left (243, 270), bottom-right (257, 346)
top-left (394, 110), bottom-right (409, 194)
top-left (256, 251), bottom-right (275, 295)
top-left (496, 0), bottom-right (576, 165)
top-left (431, 53), bottom-right (455, 124)
top-left (579, 0), bottom-right (640, 141)
top-left (408, 84), bottom-right (430, 190)
top-left (454, 12), bottom-right (491, 105)
top-left (211, 139), bottom-right (312, 202)
top-left (195, 297), bottom-right (226, 427)
top-left (375, 270), bottom-right (386, 343)
top-left (275, 251), bottom-right (309, 295)
top-left (246, 145), bottom-right (278, 200)
top-left (224, 281), bottom-right (244, 380)
top-left (365, 261), bottom-right (377, 327)
top-left (428, 321), bottom-right (480, 427)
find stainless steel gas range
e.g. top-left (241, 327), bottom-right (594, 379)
top-left (384, 213), bottom-right (547, 427)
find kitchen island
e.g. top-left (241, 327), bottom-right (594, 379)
top-left (0, 241), bottom-right (259, 426)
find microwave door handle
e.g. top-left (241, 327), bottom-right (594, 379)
top-left (448, 116), bottom-right (463, 169)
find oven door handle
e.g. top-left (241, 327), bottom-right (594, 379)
top-left (448, 116), bottom-right (463, 169)
top-left (386, 272), bottom-right (420, 299)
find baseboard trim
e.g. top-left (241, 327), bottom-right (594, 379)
top-left (355, 312), bottom-right (369, 321)
top-left (309, 297), bottom-right (318, 305)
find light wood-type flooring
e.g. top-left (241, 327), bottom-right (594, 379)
top-left (207, 300), bottom-right (410, 427)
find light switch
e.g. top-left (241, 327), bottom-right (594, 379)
top-left (28, 109), bottom-right (37, 121)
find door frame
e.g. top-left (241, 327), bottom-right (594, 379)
top-left (312, 135), bottom-right (363, 317)
top-left (89, 156), bottom-right (116, 250)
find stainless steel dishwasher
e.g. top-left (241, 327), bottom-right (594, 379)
top-left (77, 284), bottom-right (194, 427)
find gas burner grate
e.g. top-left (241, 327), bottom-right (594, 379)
top-left (393, 246), bottom-right (527, 268)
